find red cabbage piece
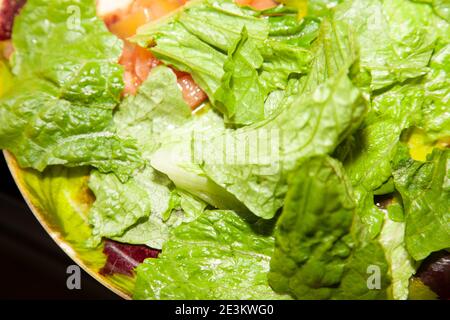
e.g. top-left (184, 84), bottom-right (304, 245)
top-left (417, 251), bottom-right (450, 300)
top-left (0, 0), bottom-right (26, 40)
top-left (100, 239), bottom-right (160, 276)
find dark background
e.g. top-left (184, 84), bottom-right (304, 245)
top-left (0, 155), bottom-right (119, 300)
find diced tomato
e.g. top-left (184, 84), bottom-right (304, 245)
top-left (130, 0), bottom-right (187, 19)
top-left (235, 0), bottom-right (277, 10)
top-left (176, 71), bottom-right (208, 110)
top-left (106, 0), bottom-right (187, 39)
top-left (107, 10), bottom-right (149, 39)
top-left (120, 41), bottom-right (161, 95)
top-left (105, 0), bottom-right (207, 109)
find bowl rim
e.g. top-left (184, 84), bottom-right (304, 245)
top-left (3, 150), bottom-right (131, 300)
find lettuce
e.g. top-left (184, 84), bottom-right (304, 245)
top-left (391, 145), bottom-right (450, 261)
top-left (379, 212), bottom-right (416, 300)
top-left (339, 84), bottom-right (426, 194)
top-left (214, 28), bottom-right (266, 125)
top-left (2, 0), bottom-right (448, 300)
top-left (335, 0), bottom-right (437, 91)
top-left (133, 0), bottom-right (311, 125)
top-left (269, 156), bottom-right (390, 299)
top-left (134, 210), bottom-right (288, 300)
top-left (412, 0), bottom-right (450, 22)
top-left (296, 19), bottom-right (358, 95)
top-left (0, 0), bottom-right (142, 181)
top-left (152, 70), bottom-right (366, 220)
top-left (87, 67), bottom-right (207, 249)
top-left (151, 18), bottom-right (365, 220)
top-left (421, 44), bottom-right (450, 139)
top-left (114, 66), bottom-right (192, 158)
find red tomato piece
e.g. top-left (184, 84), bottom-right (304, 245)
top-left (176, 71), bottom-right (208, 110)
top-left (235, 0), bottom-right (277, 10)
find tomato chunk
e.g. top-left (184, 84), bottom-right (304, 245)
top-left (176, 71), bottom-right (208, 110)
top-left (120, 41), bottom-right (161, 95)
top-left (104, 0), bottom-right (207, 109)
top-left (106, 0), bottom-right (187, 39)
top-left (235, 0), bottom-right (277, 10)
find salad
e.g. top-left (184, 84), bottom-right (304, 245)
top-left (0, 0), bottom-right (449, 300)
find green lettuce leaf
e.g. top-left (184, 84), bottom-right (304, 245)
top-left (151, 18), bottom-right (364, 219)
top-left (335, 0), bottom-right (437, 91)
top-left (412, 0), bottom-right (450, 22)
top-left (421, 44), bottom-right (450, 139)
top-left (269, 156), bottom-right (390, 299)
top-left (134, 210), bottom-right (288, 300)
top-left (88, 167), bottom-right (171, 249)
top-left (339, 84), bottom-right (425, 193)
top-left (391, 145), bottom-right (450, 261)
top-left (114, 66), bottom-right (192, 158)
top-left (259, 40), bottom-right (313, 92)
top-left (88, 66), bottom-right (208, 249)
top-left (307, 0), bottom-right (343, 17)
top-left (379, 212), bottom-right (416, 300)
top-left (153, 71), bottom-right (366, 219)
top-left (269, 16), bottom-right (321, 47)
top-left (133, 0), bottom-right (311, 125)
top-left (296, 19), bottom-right (358, 96)
top-left (0, 0), bottom-right (142, 180)
top-left (214, 28), bottom-right (266, 125)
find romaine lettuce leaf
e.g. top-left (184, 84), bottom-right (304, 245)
top-left (133, 0), bottom-right (311, 125)
top-left (0, 0), bottom-right (142, 180)
top-left (269, 156), bottom-right (390, 299)
top-left (214, 28), bottom-right (266, 125)
top-left (259, 39), bottom-right (313, 92)
top-left (88, 66), bottom-right (207, 249)
top-left (88, 167), bottom-right (171, 249)
top-left (152, 70), bottom-right (366, 219)
top-left (134, 210), bottom-right (288, 300)
top-left (421, 44), bottom-right (450, 139)
top-left (391, 145), bottom-right (450, 261)
top-left (340, 84), bottom-right (425, 193)
top-left (150, 17), bottom-right (365, 220)
top-left (114, 66), bottom-right (192, 158)
top-left (412, 0), bottom-right (450, 22)
top-left (379, 212), bottom-right (416, 300)
top-left (335, 0), bottom-right (437, 91)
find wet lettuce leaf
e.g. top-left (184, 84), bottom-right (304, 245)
top-left (269, 156), bottom-right (390, 299)
top-left (153, 71), bottom-right (366, 219)
top-left (335, 0), bottom-right (438, 91)
top-left (392, 145), bottom-right (450, 261)
top-left (151, 18), bottom-right (364, 219)
top-left (421, 44), bottom-right (450, 139)
top-left (134, 210), bottom-right (288, 300)
top-left (100, 239), bottom-right (160, 277)
top-left (337, 8), bottom-right (449, 194)
top-left (133, 0), bottom-right (311, 125)
top-left (88, 66), bottom-right (207, 249)
top-left (0, 0), bottom-right (142, 180)
top-left (88, 167), bottom-right (171, 249)
top-left (114, 66), bottom-right (192, 158)
top-left (214, 28), bottom-right (266, 125)
top-left (379, 212), bottom-right (416, 300)
top-left (412, 0), bottom-right (450, 22)
top-left (296, 19), bottom-right (358, 95)
top-left (339, 84), bottom-right (426, 194)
